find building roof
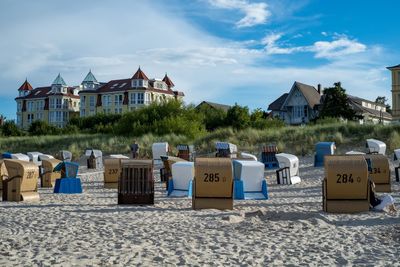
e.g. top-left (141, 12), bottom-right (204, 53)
top-left (15, 86), bottom-right (80, 100)
top-left (162, 73), bottom-right (175, 88)
top-left (82, 70), bottom-right (98, 84)
top-left (132, 67), bottom-right (149, 80)
top-left (387, 64), bottom-right (400, 70)
top-left (196, 101), bottom-right (231, 112)
top-left (52, 73), bottom-right (67, 86)
top-left (79, 78), bottom-right (181, 96)
top-left (18, 79), bottom-right (33, 91)
top-left (293, 81), bottom-right (321, 108)
top-left (348, 95), bottom-right (392, 120)
top-left (268, 93), bottom-right (288, 111)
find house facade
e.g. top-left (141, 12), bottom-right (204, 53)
top-left (79, 67), bottom-right (184, 117)
top-left (15, 73), bottom-right (84, 129)
top-left (387, 64), bottom-right (400, 121)
top-left (268, 81), bottom-right (392, 125)
top-left (348, 95), bottom-right (392, 125)
top-left (268, 82), bottom-right (321, 125)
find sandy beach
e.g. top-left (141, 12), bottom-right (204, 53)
top-left (0, 156), bottom-right (399, 266)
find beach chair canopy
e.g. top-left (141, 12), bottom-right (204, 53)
top-left (3, 159), bottom-right (40, 201)
top-left (109, 154), bottom-right (129, 159)
top-left (152, 142), bottom-right (169, 160)
top-left (10, 153), bottom-right (30, 162)
top-left (54, 161), bottom-right (79, 178)
top-left (233, 160), bottom-right (265, 191)
top-left (215, 142), bottom-right (237, 153)
top-left (38, 154), bottom-right (55, 161)
top-left (366, 139), bottom-right (386, 155)
top-left (27, 152), bottom-right (43, 164)
top-left (85, 149), bottom-right (102, 158)
top-left (346, 151), bottom-right (366, 155)
top-left (171, 162), bottom-right (194, 191)
top-left (276, 153), bottom-right (299, 177)
top-left (239, 152), bottom-right (257, 161)
top-left (59, 150), bottom-right (72, 161)
top-left (394, 149), bottom-right (400, 161)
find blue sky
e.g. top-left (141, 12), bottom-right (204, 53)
top-left (0, 0), bottom-right (398, 120)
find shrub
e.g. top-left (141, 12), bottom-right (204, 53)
top-left (1, 121), bottom-right (24, 136)
top-left (28, 120), bottom-right (60, 136)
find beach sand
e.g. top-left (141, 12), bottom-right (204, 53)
top-left (0, 156), bottom-right (399, 266)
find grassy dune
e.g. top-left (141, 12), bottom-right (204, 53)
top-left (1, 122), bottom-right (400, 158)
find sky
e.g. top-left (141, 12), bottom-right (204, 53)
top-left (0, 0), bottom-right (398, 120)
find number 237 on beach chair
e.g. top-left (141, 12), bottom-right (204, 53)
top-left (53, 161), bottom-right (82, 194)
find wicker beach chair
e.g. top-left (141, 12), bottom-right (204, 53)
top-left (118, 160), bottom-right (154, 205)
top-left (2, 159), bottom-right (39, 202)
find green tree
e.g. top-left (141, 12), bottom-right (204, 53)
top-left (197, 105), bottom-right (227, 131)
top-left (115, 100), bottom-right (205, 138)
top-left (28, 120), bottom-right (60, 136)
top-left (225, 103), bottom-right (250, 130)
top-left (319, 82), bottom-right (357, 120)
top-left (1, 121), bottom-right (23, 136)
top-left (375, 96), bottom-right (392, 114)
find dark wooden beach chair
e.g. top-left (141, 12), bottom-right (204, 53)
top-left (118, 160), bottom-right (154, 205)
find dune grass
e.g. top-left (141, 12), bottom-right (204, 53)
top-left (1, 122), bottom-right (400, 158)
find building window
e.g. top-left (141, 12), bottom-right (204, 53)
top-left (137, 93), bottom-right (144, 104)
top-left (397, 72), bottom-right (400, 85)
top-left (145, 93), bottom-right (150, 104)
top-left (81, 109), bottom-right (86, 117)
top-left (27, 114), bottom-right (34, 124)
top-left (130, 93), bottom-right (137, 104)
top-left (292, 106), bottom-right (304, 119)
top-left (304, 106), bottom-right (308, 117)
top-left (115, 107), bottom-right (122, 114)
top-left (102, 95), bottom-right (112, 106)
top-left (27, 101), bottom-right (33, 112)
top-left (63, 99), bottom-right (69, 109)
top-left (89, 96), bottom-right (95, 107)
top-left (17, 115), bottom-right (22, 125)
top-left (114, 94), bottom-right (123, 106)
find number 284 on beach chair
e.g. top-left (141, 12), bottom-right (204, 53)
top-left (323, 155), bottom-right (370, 213)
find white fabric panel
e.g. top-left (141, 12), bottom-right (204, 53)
top-left (235, 160), bottom-right (264, 191)
top-left (152, 142), bottom-right (169, 160)
top-left (27, 152), bottom-right (43, 164)
top-left (346, 151), bottom-right (366, 155)
top-left (38, 154), bottom-right (54, 160)
top-left (240, 152), bottom-right (257, 161)
top-left (171, 162), bottom-right (194, 191)
top-left (276, 153), bottom-right (299, 177)
top-left (110, 154), bottom-right (129, 159)
top-left (11, 153), bottom-right (30, 161)
top-left (366, 139), bottom-right (386, 155)
top-left (290, 176), bottom-right (301, 185)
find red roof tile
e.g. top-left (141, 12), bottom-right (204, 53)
top-left (132, 67), bottom-right (149, 80)
top-left (15, 86), bottom-right (80, 100)
top-left (18, 79), bottom-right (33, 91)
top-left (162, 74), bottom-right (175, 88)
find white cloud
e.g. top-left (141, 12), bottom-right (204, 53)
top-left (262, 33), bottom-right (305, 55)
top-left (208, 0), bottom-right (270, 27)
top-left (312, 38), bottom-right (367, 59)
top-left (262, 32), bottom-right (367, 59)
top-left (0, 0), bottom-right (391, 117)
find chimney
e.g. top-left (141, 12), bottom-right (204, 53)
top-left (317, 84), bottom-right (322, 95)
